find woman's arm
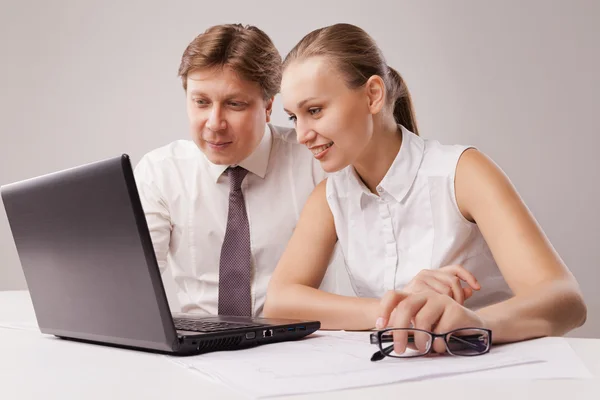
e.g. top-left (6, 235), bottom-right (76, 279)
top-left (455, 149), bottom-right (586, 342)
top-left (263, 180), bottom-right (379, 329)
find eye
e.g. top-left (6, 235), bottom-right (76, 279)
top-left (287, 114), bottom-right (297, 123)
top-left (308, 107), bottom-right (322, 116)
top-left (228, 101), bottom-right (247, 109)
top-left (194, 99), bottom-right (208, 107)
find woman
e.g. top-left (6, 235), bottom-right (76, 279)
top-left (263, 23), bottom-right (586, 353)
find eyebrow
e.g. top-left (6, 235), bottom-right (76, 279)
top-left (188, 90), bottom-right (249, 100)
top-left (283, 97), bottom-right (318, 113)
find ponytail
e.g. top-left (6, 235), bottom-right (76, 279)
top-left (387, 66), bottom-right (419, 136)
top-left (282, 23), bottom-right (419, 135)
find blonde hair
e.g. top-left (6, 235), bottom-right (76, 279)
top-left (284, 23), bottom-right (418, 134)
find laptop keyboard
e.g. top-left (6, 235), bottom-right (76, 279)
top-left (174, 318), bottom-right (263, 333)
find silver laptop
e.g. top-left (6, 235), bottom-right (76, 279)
top-left (1, 155), bottom-right (319, 355)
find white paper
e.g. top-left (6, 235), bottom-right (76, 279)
top-left (437, 336), bottom-right (593, 380)
top-left (170, 330), bottom-right (543, 398)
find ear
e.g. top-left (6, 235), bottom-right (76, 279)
top-left (265, 97), bottom-right (274, 123)
top-left (365, 75), bottom-right (386, 115)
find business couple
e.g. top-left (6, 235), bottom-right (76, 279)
top-left (134, 23), bottom-right (586, 353)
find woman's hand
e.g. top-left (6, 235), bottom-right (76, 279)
top-left (376, 290), bottom-right (487, 354)
top-left (402, 265), bottom-right (481, 305)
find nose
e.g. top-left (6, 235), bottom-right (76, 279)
top-left (206, 105), bottom-right (227, 131)
top-left (296, 120), bottom-right (316, 146)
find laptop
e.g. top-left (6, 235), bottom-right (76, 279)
top-left (1, 154), bottom-right (320, 356)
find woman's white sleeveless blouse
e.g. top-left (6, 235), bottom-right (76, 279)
top-left (326, 126), bottom-right (512, 309)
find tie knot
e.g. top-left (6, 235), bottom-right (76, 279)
top-left (228, 166), bottom-right (248, 191)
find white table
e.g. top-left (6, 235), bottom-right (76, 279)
top-left (1, 290), bottom-right (598, 399)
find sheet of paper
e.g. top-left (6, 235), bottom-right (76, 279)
top-left (437, 336), bottom-right (593, 380)
top-left (169, 330), bottom-right (545, 398)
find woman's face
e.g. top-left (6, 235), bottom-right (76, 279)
top-left (281, 56), bottom-right (375, 172)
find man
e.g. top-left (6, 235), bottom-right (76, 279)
top-left (134, 24), bottom-right (343, 317)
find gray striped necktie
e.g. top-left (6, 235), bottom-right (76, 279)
top-left (218, 166), bottom-right (252, 316)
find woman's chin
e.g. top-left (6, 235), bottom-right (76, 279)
top-left (320, 159), bottom-right (347, 173)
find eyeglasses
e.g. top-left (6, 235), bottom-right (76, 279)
top-left (369, 327), bottom-right (492, 361)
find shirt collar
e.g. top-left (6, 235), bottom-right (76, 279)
top-left (348, 125), bottom-right (425, 207)
top-left (206, 123), bottom-right (272, 183)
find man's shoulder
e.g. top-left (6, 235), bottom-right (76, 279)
top-left (139, 140), bottom-right (200, 164)
top-left (269, 124), bottom-right (296, 142)
top-left (270, 123), bottom-right (309, 148)
top-left (269, 124), bottom-right (314, 160)
top-left (268, 124), bottom-right (330, 184)
top-left (135, 140), bottom-right (203, 183)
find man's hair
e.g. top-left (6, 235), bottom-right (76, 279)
top-left (178, 24), bottom-right (282, 100)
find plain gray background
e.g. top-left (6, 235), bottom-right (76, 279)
top-left (0, 0), bottom-right (598, 338)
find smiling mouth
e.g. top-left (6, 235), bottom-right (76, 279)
top-left (310, 142), bottom-right (333, 156)
top-left (206, 140), bottom-right (232, 147)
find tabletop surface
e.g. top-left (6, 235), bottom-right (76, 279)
top-left (0, 290), bottom-right (598, 399)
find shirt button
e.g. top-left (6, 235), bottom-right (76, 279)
top-left (377, 187), bottom-right (383, 193)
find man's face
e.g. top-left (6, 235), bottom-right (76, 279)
top-left (186, 66), bottom-right (273, 165)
